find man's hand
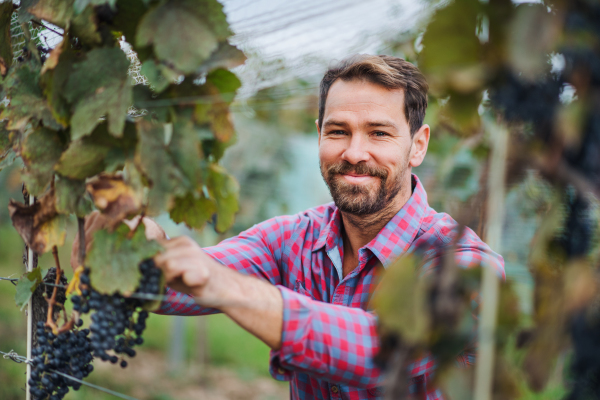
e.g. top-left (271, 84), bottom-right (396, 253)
top-left (154, 236), bottom-right (284, 349)
top-left (70, 211), bottom-right (167, 271)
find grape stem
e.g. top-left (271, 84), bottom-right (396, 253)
top-left (126, 209), bottom-right (146, 240)
top-left (45, 246), bottom-right (74, 334)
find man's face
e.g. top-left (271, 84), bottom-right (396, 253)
top-left (317, 79), bottom-right (428, 216)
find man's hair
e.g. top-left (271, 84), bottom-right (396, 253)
top-left (318, 54), bottom-right (429, 136)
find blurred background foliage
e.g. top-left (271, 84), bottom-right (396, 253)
top-left (2, 0), bottom-right (600, 399)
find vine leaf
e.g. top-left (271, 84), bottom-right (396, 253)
top-left (136, 0), bottom-right (230, 74)
top-left (55, 122), bottom-right (138, 180)
top-left (26, 0), bottom-right (74, 28)
top-left (64, 47), bottom-right (131, 139)
top-left (1, 62), bottom-right (63, 131)
top-left (170, 192), bottom-right (217, 230)
top-left (0, 121), bottom-right (17, 172)
top-left (87, 174), bottom-right (143, 228)
top-left (15, 267), bottom-right (43, 310)
top-left (372, 253), bottom-right (430, 345)
top-left (20, 127), bottom-right (66, 196)
top-left (0, 1), bottom-right (13, 77)
top-left (86, 223), bottom-right (162, 295)
top-left (55, 175), bottom-right (93, 217)
top-left (135, 119), bottom-right (188, 215)
top-left (74, 0), bottom-right (117, 14)
top-left (195, 41), bottom-right (246, 75)
top-left (8, 188), bottom-right (67, 254)
top-left (207, 164), bottom-right (239, 233)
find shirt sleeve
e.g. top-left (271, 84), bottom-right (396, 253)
top-left (268, 286), bottom-right (384, 388)
top-left (155, 215), bottom-right (296, 316)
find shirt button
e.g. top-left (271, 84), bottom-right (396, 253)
top-left (331, 385), bottom-right (339, 394)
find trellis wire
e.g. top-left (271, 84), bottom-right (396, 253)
top-left (0, 277), bottom-right (19, 285)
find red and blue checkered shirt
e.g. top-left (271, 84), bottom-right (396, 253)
top-left (157, 174), bottom-right (505, 399)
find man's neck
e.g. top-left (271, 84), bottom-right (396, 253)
top-left (339, 178), bottom-right (413, 277)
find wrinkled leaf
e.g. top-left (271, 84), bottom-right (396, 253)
top-left (372, 253), bottom-right (430, 345)
top-left (196, 41), bottom-right (246, 75)
top-left (15, 267), bottom-right (43, 310)
top-left (8, 188), bottom-right (67, 254)
top-left (64, 47), bottom-right (131, 139)
top-left (87, 174), bottom-right (142, 227)
top-left (207, 164), bottom-right (239, 233)
top-left (135, 119), bottom-right (188, 215)
top-left (20, 127), bottom-right (66, 196)
top-left (170, 192), bottom-right (217, 230)
top-left (86, 223), bottom-right (162, 295)
top-left (26, 0), bottom-right (74, 28)
top-left (55, 175), bottom-right (93, 217)
top-left (0, 2), bottom-right (13, 76)
top-left (73, 0), bottom-right (116, 14)
top-left (1, 62), bottom-right (62, 130)
top-left (136, 1), bottom-right (220, 73)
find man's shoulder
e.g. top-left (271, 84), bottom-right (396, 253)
top-left (417, 207), bottom-right (483, 246)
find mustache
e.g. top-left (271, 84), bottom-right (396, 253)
top-left (326, 162), bottom-right (387, 180)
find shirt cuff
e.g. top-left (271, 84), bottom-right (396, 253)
top-left (268, 285), bottom-right (312, 381)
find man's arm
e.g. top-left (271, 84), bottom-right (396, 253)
top-left (155, 236), bottom-right (284, 349)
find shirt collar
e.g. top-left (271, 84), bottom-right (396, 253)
top-left (312, 174), bottom-right (429, 268)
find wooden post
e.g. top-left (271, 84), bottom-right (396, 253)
top-left (473, 120), bottom-right (508, 400)
top-left (25, 190), bottom-right (34, 400)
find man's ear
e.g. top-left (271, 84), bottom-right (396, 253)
top-left (315, 119), bottom-right (321, 145)
top-left (409, 124), bottom-right (430, 168)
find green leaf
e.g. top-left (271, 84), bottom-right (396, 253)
top-left (207, 164), bottom-right (239, 233)
top-left (140, 60), bottom-right (169, 93)
top-left (73, 0), bottom-right (116, 14)
top-left (55, 122), bottom-right (137, 179)
top-left (86, 223), bottom-right (162, 295)
top-left (419, 0), bottom-right (483, 94)
top-left (372, 253), bottom-right (430, 345)
top-left (0, 121), bottom-right (16, 171)
top-left (64, 48), bottom-right (131, 139)
top-left (196, 41), bottom-right (246, 75)
top-left (170, 192), bottom-right (217, 229)
top-left (70, 5), bottom-right (102, 45)
top-left (55, 175), bottom-right (93, 217)
top-left (1, 62), bottom-right (63, 131)
top-left (135, 119), bottom-right (189, 215)
top-left (70, 82), bottom-right (132, 140)
top-left (136, 2), bottom-right (219, 73)
top-left (25, 0), bottom-right (75, 28)
top-left (113, 0), bottom-right (149, 47)
top-left (0, 2), bottom-right (13, 76)
top-left (54, 136), bottom-right (109, 180)
top-left (20, 127), bottom-right (66, 196)
top-left (42, 42), bottom-right (75, 127)
top-left (15, 267), bottom-right (43, 310)
top-left (206, 68), bottom-right (241, 97)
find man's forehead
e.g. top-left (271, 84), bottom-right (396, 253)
top-left (323, 79), bottom-right (407, 124)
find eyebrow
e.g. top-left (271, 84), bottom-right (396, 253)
top-left (323, 120), bottom-right (398, 129)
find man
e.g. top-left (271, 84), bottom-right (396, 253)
top-left (74, 55), bottom-right (504, 399)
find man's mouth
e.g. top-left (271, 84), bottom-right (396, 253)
top-left (339, 173), bottom-right (376, 184)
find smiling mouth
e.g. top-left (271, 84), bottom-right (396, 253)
top-left (339, 174), bottom-right (376, 184)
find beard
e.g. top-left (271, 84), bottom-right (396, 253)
top-left (320, 160), bottom-right (405, 216)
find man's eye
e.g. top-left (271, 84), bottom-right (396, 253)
top-left (374, 131), bottom-right (388, 137)
top-left (330, 130), bottom-right (346, 135)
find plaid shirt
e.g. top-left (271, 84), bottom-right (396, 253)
top-left (157, 174), bottom-right (505, 399)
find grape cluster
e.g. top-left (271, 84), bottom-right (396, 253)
top-left (71, 259), bottom-right (162, 368)
top-left (29, 322), bottom-right (93, 400)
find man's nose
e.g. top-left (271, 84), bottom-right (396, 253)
top-left (341, 133), bottom-right (369, 164)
